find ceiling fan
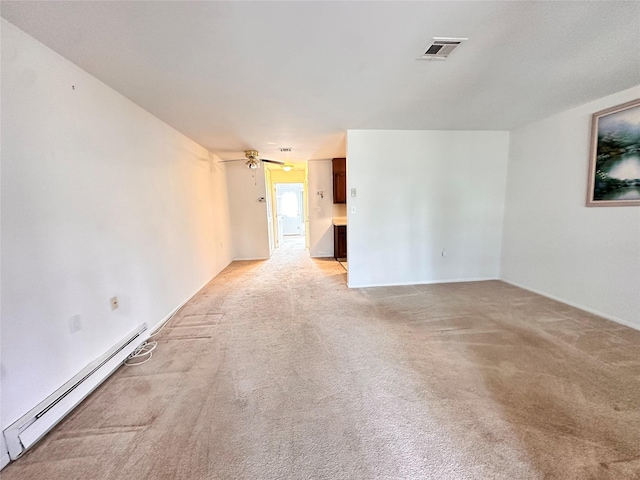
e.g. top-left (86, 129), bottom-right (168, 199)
top-left (219, 150), bottom-right (285, 169)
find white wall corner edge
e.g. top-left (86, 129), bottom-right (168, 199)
top-left (501, 279), bottom-right (640, 331)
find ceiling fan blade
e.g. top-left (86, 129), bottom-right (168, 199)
top-left (261, 158), bottom-right (285, 165)
top-left (217, 158), bottom-right (245, 163)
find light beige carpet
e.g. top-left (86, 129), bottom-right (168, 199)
top-left (3, 237), bottom-right (639, 479)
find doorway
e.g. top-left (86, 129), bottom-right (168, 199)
top-left (275, 183), bottom-right (305, 241)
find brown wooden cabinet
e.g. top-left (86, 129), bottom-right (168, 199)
top-left (334, 225), bottom-right (347, 260)
top-left (332, 157), bottom-right (346, 204)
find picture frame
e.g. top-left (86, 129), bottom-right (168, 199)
top-left (586, 98), bottom-right (640, 207)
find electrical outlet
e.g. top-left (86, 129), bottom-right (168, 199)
top-left (442, 249), bottom-right (447, 257)
top-left (110, 296), bottom-right (119, 310)
top-left (350, 206), bottom-right (357, 214)
top-left (69, 314), bottom-right (82, 333)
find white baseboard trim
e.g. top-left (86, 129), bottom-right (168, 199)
top-left (347, 277), bottom-right (498, 289)
top-left (310, 254), bottom-right (335, 258)
top-left (148, 275), bottom-right (221, 335)
top-left (232, 257), bottom-right (269, 261)
top-left (501, 279), bottom-right (640, 331)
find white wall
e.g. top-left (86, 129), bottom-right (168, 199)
top-left (307, 160), bottom-right (347, 257)
top-left (347, 130), bottom-right (510, 288)
top-left (502, 86), bottom-right (640, 328)
top-left (0, 20), bottom-right (232, 429)
top-left (225, 164), bottom-right (271, 260)
top-left (0, 435), bottom-right (8, 470)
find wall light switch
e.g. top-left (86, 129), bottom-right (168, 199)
top-left (110, 296), bottom-right (119, 310)
top-left (350, 206), bottom-right (357, 214)
top-left (69, 314), bottom-right (82, 333)
top-left (351, 188), bottom-right (356, 197)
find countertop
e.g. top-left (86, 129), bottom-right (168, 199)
top-left (332, 217), bottom-right (347, 226)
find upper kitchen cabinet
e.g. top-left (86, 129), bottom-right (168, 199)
top-left (332, 157), bottom-right (346, 204)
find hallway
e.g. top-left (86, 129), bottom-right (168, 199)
top-left (3, 240), bottom-right (639, 479)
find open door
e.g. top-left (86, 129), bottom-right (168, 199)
top-left (275, 183), bottom-right (305, 237)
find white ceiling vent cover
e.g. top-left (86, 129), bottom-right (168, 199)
top-left (419, 37), bottom-right (468, 60)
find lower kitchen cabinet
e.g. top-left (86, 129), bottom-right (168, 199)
top-left (334, 225), bottom-right (347, 260)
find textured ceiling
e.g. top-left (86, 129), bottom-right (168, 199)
top-left (2, 1), bottom-right (639, 163)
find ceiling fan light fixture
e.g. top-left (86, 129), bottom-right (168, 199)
top-left (246, 158), bottom-right (260, 169)
top-left (282, 164), bottom-right (293, 172)
top-left (218, 149), bottom-right (283, 169)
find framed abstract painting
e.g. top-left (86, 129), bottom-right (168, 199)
top-left (586, 98), bottom-right (640, 207)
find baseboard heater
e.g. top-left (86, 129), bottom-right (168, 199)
top-left (3, 323), bottom-right (149, 461)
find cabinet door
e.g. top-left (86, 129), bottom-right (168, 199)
top-left (339, 226), bottom-right (347, 259)
top-left (332, 158), bottom-right (346, 204)
top-left (333, 172), bottom-right (347, 204)
top-left (334, 225), bottom-right (347, 259)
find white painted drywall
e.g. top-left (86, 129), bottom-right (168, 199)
top-left (346, 130), bottom-right (510, 287)
top-left (0, 20), bottom-right (232, 430)
top-left (0, 435), bottom-right (9, 470)
top-left (501, 86), bottom-right (640, 328)
top-left (307, 160), bottom-right (347, 257)
top-left (225, 164), bottom-right (271, 260)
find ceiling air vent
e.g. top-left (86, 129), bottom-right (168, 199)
top-left (419, 37), bottom-right (467, 60)
top-left (279, 147), bottom-right (292, 152)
